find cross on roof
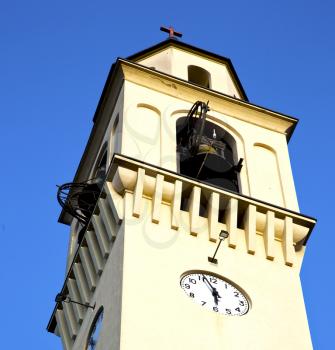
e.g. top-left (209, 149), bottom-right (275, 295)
top-left (160, 26), bottom-right (183, 39)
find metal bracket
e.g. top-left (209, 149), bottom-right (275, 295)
top-left (208, 230), bottom-right (229, 264)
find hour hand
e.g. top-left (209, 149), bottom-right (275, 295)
top-left (213, 289), bottom-right (221, 305)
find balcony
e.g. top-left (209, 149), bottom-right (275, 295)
top-left (47, 154), bottom-right (316, 349)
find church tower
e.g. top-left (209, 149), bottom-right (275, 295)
top-left (47, 32), bottom-right (316, 349)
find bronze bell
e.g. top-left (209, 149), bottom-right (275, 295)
top-left (197, 143), bottom-right (217, 155)
top-left (176, 101), bottom-right (242, 193)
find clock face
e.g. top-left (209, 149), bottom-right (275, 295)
top-left (180, 271), bottom-right (250, 316)
top-left (87, 308), bottom-right (104, 350)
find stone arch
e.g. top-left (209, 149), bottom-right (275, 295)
top-left (251, 143), bottom-right (285, 206)
top-left (175, 110), bottom-right (244, 193)
top-left (188, 65), bottom-right (211, 88)
top-left (90, 141), bottom-right (108, 179)
top-left (123, 102), bottom-right (161, 166)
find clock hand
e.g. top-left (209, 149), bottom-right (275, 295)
top-left (202, 275), bottom-right (214, 292)
top-left (212, 289), bottom-right (221, 305)
top-left (202, 275), bottom-right (222, 304)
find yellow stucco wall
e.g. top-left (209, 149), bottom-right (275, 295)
top-left (118, 193), bottom-right (312, 350)
top-left (113, 80), bottom-right (299, 211)
top-left (137, 47), bottom-right (242, 98)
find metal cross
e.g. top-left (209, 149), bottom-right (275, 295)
top-left (160, 26), bottom-right (182, 39)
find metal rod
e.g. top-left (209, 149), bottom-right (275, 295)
top-left (65, 298), bottom-right (95, 310)
top-left (210, 239), bottom-right (223, 262)
top-left (208, 230), bottom-right (229, 264)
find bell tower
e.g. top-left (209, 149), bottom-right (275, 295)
top-left (47, 34), bottom-right (316, 350)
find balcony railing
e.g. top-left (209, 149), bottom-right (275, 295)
top-left (47, 154), bottom-right (316, 349)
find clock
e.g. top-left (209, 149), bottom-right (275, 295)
top-left (87, 307), bottom-right (104, 350)
top-left (180, 271), bottom-right (250, 316)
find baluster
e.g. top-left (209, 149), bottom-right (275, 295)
top-left (208, 192), bottom-right (219, 242)
top-left (265, 211), bottom-right (275, 260)
top-left (224, 198), bottom-right (238, 248)
top-left (98, 198), bottom-right (116, 241)
top-left (67, 278), bottom-right (85, 324)
top-left (189, 186), bottom-right (201, 236)
top-left (91, 215), bottom-right (110, 259)
top-left (152, 174), bottom-right (164, 223)
top-left (244, 204), bottom-right (256, 254)
top-left (85, 230), bottom-right (104, 275)
top-left (133, 168), bottom-right (145, 218)
top-left (55, 309), bottom-right (72, 350)
top-left (283, 216), bottom-right (295, 266)
top-left (63, 301), bottom-right (78, 341)
top-left (73, 261), bottom-right (91, 305)
top-left (171, 180), bottom-right (182, 230)
top-left (79, 246), bottom-right (97, 292)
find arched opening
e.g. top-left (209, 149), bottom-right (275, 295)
top-left (86, 306), bottom-right (104, 349)
top-left (93, 146), bottom-right (107, 180)
top-left (188, 65), bottom-right (211, 88)
top-left (111, 115), bottom-right (120, 157)
top-left (252, 143), bottom-right (284, 206)
top-left (176, 103), bottom-right (242, 193)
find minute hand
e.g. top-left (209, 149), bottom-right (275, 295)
top-left (202, 275), bottom-right (215, 292)
top-left (202, 275), bottom-right (222, 305)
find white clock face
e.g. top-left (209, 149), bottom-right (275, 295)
top-left (180, 272), bottom-right (250, 316)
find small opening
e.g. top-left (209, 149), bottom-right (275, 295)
top-left (111, 115), bottom-right (119, 156)
top-left (180, 183), bottom-right (192, 212)
top-left (94, 149), bottom-right (107, 179)
top-left (86, 307), bottom-right (104, 350)
top-left (188, 65), bottom-right (211, 88)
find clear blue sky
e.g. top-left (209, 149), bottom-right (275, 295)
top-left (1, 0), bottom-right (334, 348)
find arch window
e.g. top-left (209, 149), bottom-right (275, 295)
top-left (86, 307), bottom-right (104, 350)
top-left (188, 65), bottom-right (211, 88)
top-left (176, 116), bottom-right (241, 193)
top-left (110, 114), bottom-right (120, 157)
top-left (93, 144), bottom-right (108, 180)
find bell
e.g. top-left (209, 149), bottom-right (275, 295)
top-left (197, 143), bottom-right (217, 155)
top-left (179, 126), bottom-right (240, 191)
top-left (176, 101), bottom-right (241, 193)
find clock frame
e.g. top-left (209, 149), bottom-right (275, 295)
top-left (180, 271), bottom-right (250, 316)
